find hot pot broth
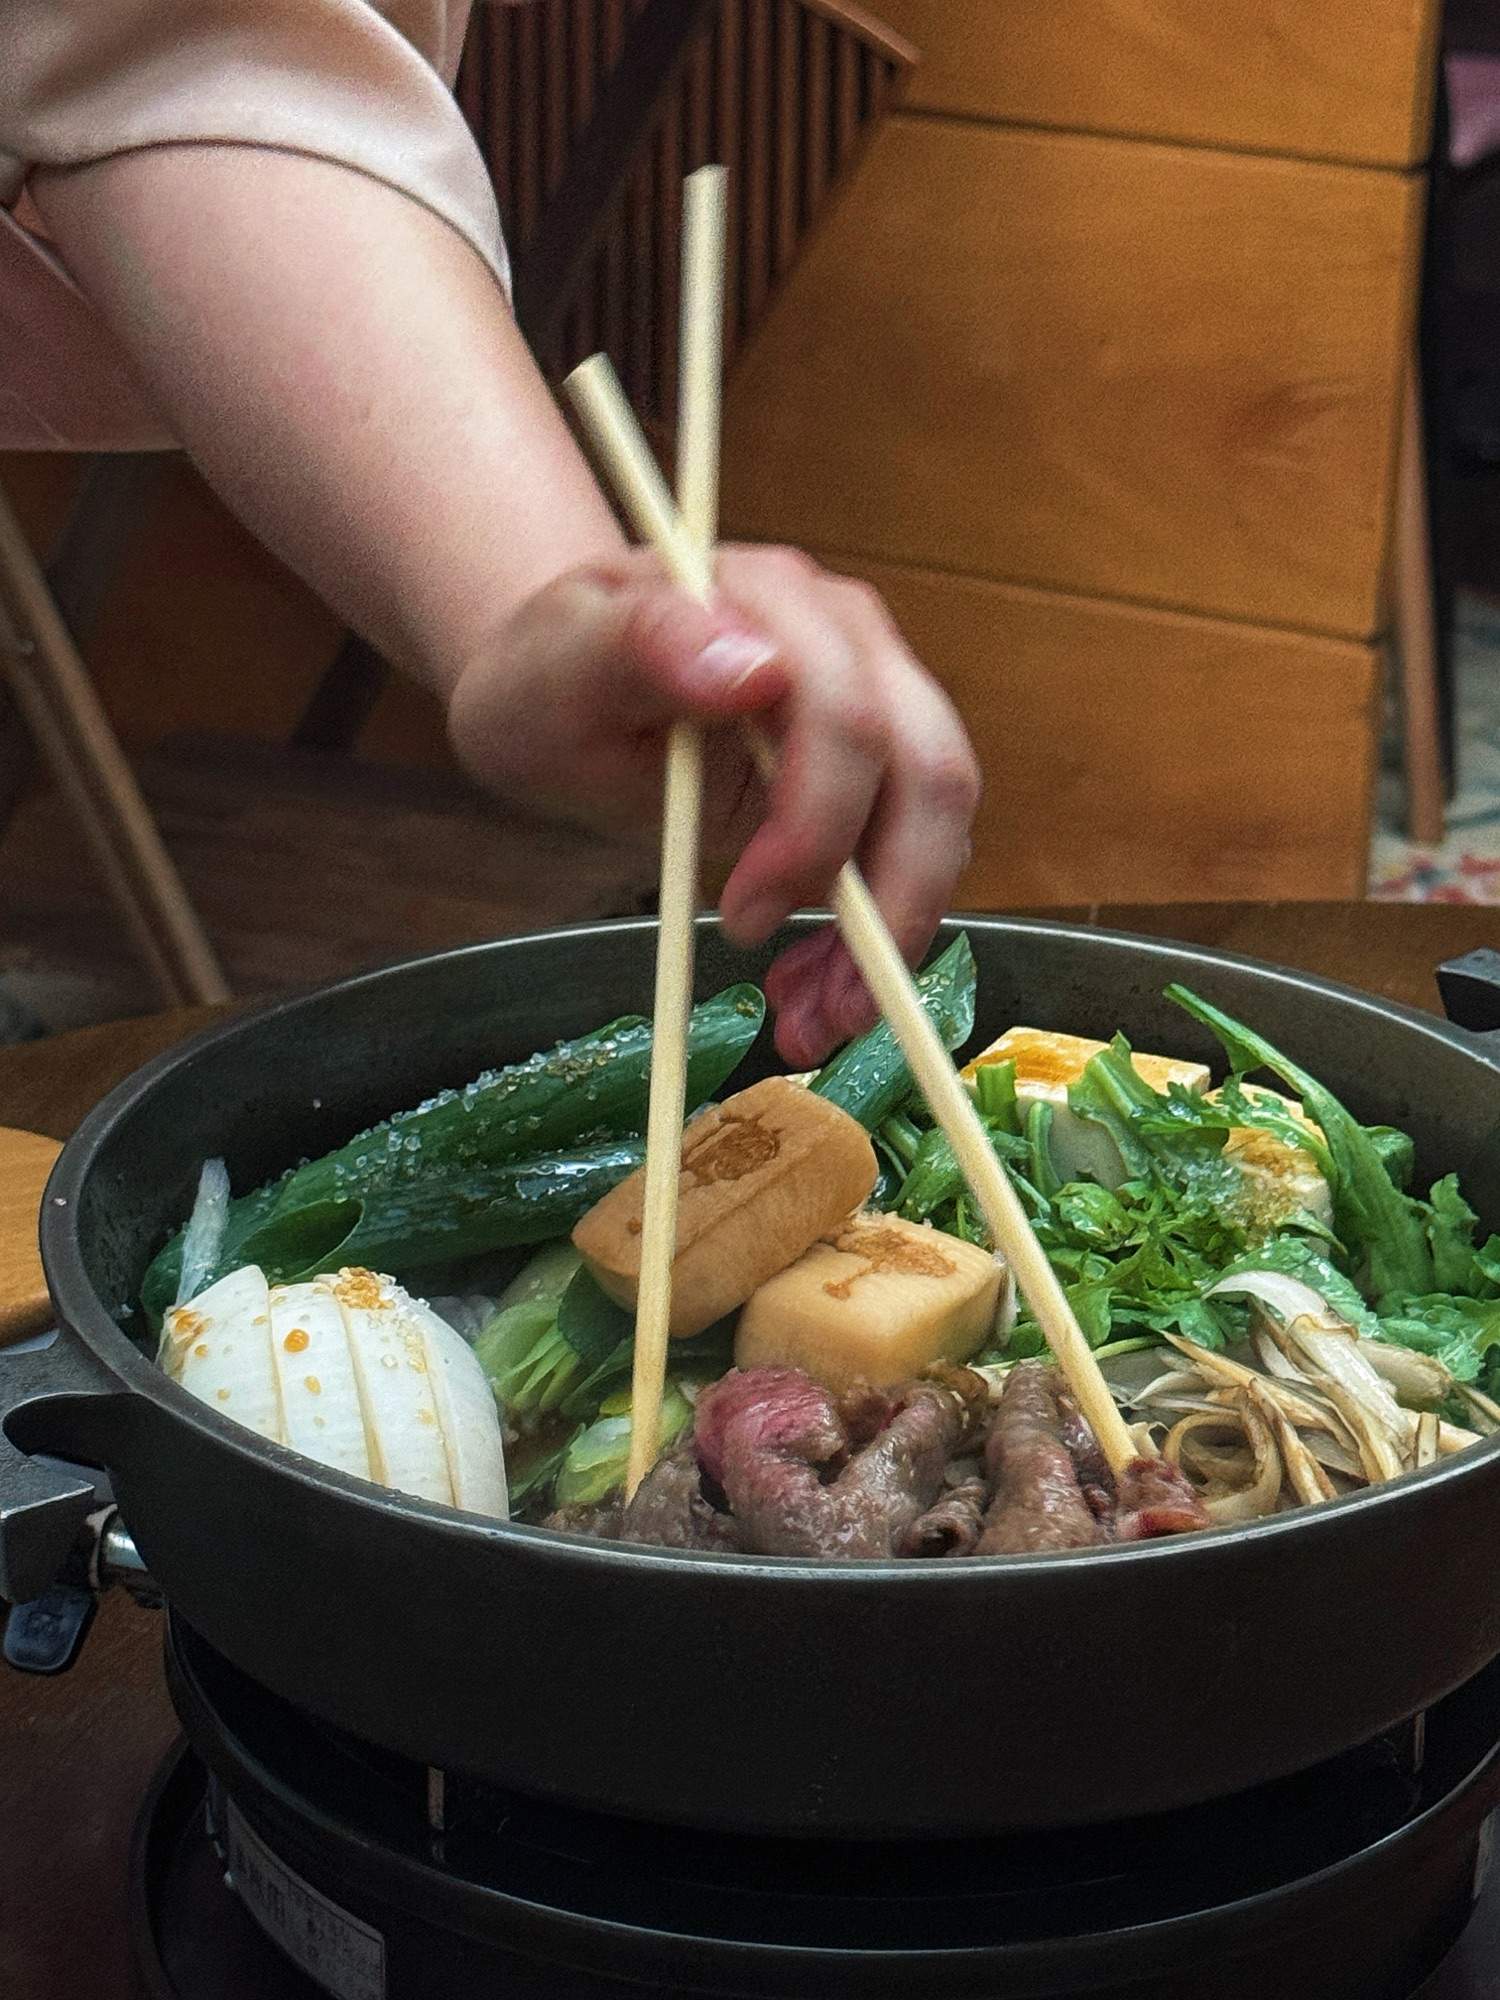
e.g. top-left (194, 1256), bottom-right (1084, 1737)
top-left (139, 932), bottom-right (1500, 1555)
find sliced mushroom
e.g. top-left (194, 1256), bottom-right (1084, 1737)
top-left (1416, 1412), bottom-right (1441, 1468)
top-left (1362, 1341), bottom-right (1457, 1412)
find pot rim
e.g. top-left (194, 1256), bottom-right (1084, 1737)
top-left (38, 911), bottom-right (1500, 1581)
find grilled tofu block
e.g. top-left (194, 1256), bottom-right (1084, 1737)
top-left (736, 1212), bottom-right (1005, 1393)
top-left (572, 1075), bottom-right (878, 1339)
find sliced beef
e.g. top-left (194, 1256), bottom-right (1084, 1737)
top-left (693, 1365), bottom-right (972, 1559)
top-left (693, 1366), bottom-right (845, 1491)
top-left (900, 1474), bottom-right (988, 1557)
top-left (976, 1361), bottom-right (1106, 1554)
top-left (838, 1381), bottom-right (901, 1450)
top-left (621, 1439), bottom-right (744, 1552)
top-left (1056, 1386), bottom-right (1116, 1523)
top-left (830, 1382), bottom-right (978, 1555)
top-left (1111, 1455), bottom-right (1211, 1541)
top-left (544, 1498), bottom-right (625, 1539)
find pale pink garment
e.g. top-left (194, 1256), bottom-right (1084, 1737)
top-left (0, 0), bottom-right (515, 449)
top-left (1448, 52), bottom-right (1500, 170)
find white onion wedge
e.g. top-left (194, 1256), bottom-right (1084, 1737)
top-left (161, 1263), bottom-right (509, 1517)
top-left (409, 1295), bottom-right (511, 1520)
top-left (270, 1280), bottom-right (370, 1481)
top-left (161, 1264), bottom-right (283, 1447)
top-left (334, 1269), bottom-right (454, 1505)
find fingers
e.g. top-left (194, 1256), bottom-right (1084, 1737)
top-left (763, 926), bottom-right (848, 1069)
top-left (707, 551), bottom-right (980, 1061)
top-left (446, 553), bottom-right (777, 839)
top-left (448, 544), bottom-right (982, 1071)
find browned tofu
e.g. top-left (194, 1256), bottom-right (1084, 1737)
top-left (735, 1213), bottom-right (1006, 1392)
top-left (571, 1075), bottom-right (878, 1338)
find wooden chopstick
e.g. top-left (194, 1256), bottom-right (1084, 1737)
top-left (564, 168), bottom-right (728, 1499)
top-left (677, 167), bottom-right (728, 554)
top-left (824, 868), bottom-right (1136, 1469)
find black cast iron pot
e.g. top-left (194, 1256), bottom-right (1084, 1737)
top-left (8, 915), bottom-right (1500, 1839)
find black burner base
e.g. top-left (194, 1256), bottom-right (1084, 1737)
top-left (130, 1618), bottom-right (1500, 2000)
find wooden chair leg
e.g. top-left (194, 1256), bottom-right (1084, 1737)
top-left (0, 476), bottom-right (231, 1009)
top-left (1393, 351), bottom-right (1448, 846)
top-left (0, 453), bottom-right (174, 848)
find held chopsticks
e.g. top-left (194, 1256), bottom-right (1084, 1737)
top-left (566, 170), bottom-right (1138, 1481)
top-left (565, 168), bottom-right (726, 1499)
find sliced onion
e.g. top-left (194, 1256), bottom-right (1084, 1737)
top-left (176, 1158), bottom-right (230, 1307)
top-left (1165, 1394), bottom-right (1281, 1522)
top-left (1440, 1419), bottom-right (1484, 1454)
top-left (1205, 1270), bottom-right (1346, 1327)
top-left (1252, 1325), bottom-right (1310, 1385)
top-left (1241, 1378), bottom-right (1336, 1506)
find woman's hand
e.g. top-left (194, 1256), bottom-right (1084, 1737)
top-left (447, 546), bottom-right (981, 1067)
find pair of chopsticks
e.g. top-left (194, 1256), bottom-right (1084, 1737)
top-left (565, 169), bottom-right (1137, 1494)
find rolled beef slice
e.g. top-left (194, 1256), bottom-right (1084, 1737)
top-left (621, 1438), bottom-right (744, 1551)
top-left (976, 1362), bottom-right (1105, 1554)
top-left (900, 1474), bottom-right (988, 1558)
top-left (693, 1365), bottom-right (970, 1559)
top-left (1056, 1385), bottom-right (1116, 1523)
top-left (1111, 1454), bottom-right (1211, 1541)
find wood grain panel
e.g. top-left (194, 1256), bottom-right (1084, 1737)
top-left (874, 0), bottom-right (1440, 169)
top-left (721, 117), bottom-right (1421, 639)
top-left (809, 554), bottom-right (1379, 905)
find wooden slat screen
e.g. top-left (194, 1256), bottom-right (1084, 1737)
top-left (456, 0), bottom-right (912, 433)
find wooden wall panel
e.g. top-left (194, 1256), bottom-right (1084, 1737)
top-left (874, 0), bottom-right (1440, 169)
top-left (810, 554), bottom-right (1380, 906)
top-left (721, 116), bottom-right (1421, 641)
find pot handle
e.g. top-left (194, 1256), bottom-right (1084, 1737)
top-left (0, 1329), bottom-right (117, 1606)
top-left (1438, 950), bottom-right (1500, 1055)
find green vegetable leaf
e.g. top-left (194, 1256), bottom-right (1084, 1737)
top-left (878, 1112), bottom-right (924, 1170)
top-left (1214, 1236), bottom-right (1378, 1335)
top-left (1366, 1125), bottom-right (1416, 1193)
top-left (1065, 1034), bottom-right (1158, 1181)
top-left (553, 1385), bottom-right (694, 1508)
top-left (1376, 1294), bottom-right (1500, 1384)
top-left (474, 1297), bottom-right (585, 1421)
top-left (505, 1433), bottom-right (578, 1509)
top-left (556, 1265), bottom-right (637, 1369)
top-left (810, 933), bottom-right (976, 1128)
top-left (1420, 1174), bottom-right (1498, 1297)
top-left (1164, 984), bottom-right (1434, 1301)
top-left (1025, 1100), bottom-right (1061, 1201)
top-left (142, 985), bottom-right (764, 1316)
top-left (973, 1057), bottom-right (1020, 1133)
top-left (897, 1125), bottom-right (964, 1222)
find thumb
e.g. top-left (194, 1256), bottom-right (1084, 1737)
top-left (608, 577), bottom-right (781, 726)
top-left (447, 563), bottom-right (779, 835)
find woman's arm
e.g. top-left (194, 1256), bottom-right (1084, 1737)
top-left (33, 145), bottom-right (980, 1064)
top-left (33, 145), bottom-right (620, 682)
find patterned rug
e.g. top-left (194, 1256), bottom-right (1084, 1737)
top-left (1372, 593), bottom-right (1500, 901)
